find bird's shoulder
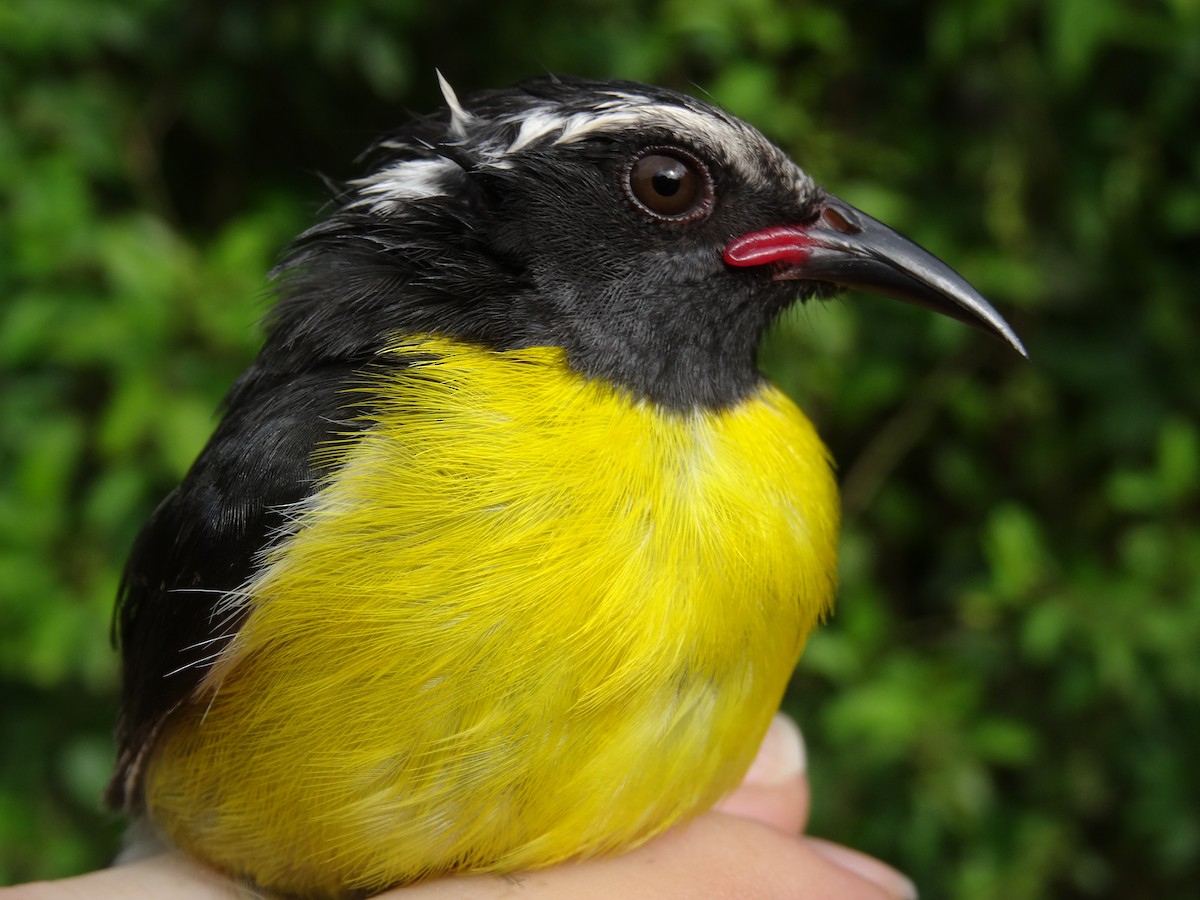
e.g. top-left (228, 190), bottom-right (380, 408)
top-left (107, 362), bottom-right (375, 807)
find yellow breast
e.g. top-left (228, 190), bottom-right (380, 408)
top-left (144, 339), bottom-right (839, 897)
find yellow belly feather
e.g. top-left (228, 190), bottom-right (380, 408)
top-left (144, 339), bottom-right (839, 897)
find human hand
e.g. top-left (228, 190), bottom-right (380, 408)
top-left (5, 715), bottom-right (915, 899)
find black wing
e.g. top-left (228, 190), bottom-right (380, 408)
top-left (106, 366), bottom-right (370, 810)
top-left (105, 127), bottom-right (533, 810)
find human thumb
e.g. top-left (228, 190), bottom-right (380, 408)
top-left (712, 713), bottom-right (809, 834)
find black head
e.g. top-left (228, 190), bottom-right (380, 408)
top-left (261, 74), bottom-right (1023, 410)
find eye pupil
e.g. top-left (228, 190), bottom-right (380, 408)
top-left (651, 166), bottom-right (683, 197)
top-left (627, 150), bottom-right (711, 221)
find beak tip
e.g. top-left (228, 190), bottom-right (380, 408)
top-left (988, 316), bottom-right (1028, 359)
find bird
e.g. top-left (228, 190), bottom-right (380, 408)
top-left (105, 73), bottom-right (1024, 899)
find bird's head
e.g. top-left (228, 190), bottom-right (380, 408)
top-left (265, 74), bottom-right (1023, 409)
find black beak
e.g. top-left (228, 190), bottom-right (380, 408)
top-left (724, 191), bottom-right (1027, 357)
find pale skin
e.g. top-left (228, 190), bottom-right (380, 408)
top-left (3, 716), bottom-right (916, 900)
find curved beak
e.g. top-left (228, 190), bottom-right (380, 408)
top-left (724, 192), bottom-right (1027, 357)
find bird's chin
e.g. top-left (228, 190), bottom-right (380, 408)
top-left (776, 277), bottom-right (841, 304)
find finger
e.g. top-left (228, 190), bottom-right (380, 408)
top-left (713, 712), bottom-right (809, 834)
top-left (1, 854), bottom-right (242, 900)
top-left (802, 838), bottom-right (918, 900)
top-left (389, 815), bottom-right (913, 899)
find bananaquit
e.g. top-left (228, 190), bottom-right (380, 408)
top-left (106, 75), bottom-right (1024, 898)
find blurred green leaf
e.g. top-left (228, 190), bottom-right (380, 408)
top-left (984, 503), bottom-right (1049, 600)
top-left (3, 0), bottom-right (1198, 894)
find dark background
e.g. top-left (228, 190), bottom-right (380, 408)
top-left (2, 0), bottom-right (1197, 896)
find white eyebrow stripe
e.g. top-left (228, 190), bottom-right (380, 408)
top-left (491, 103), bottom-right (747, 154)
top-left (501, 103), bottom-right (786, 191)
top-left (349, 157), bottom-right (463, 213)
top-left (552, 106), bottom-right (739, 146)
top-left (353, 92), bottom-right (808, 212)
top-left (506, 110), bottom-right (572, 153)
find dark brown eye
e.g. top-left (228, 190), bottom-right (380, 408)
top-left (625, 149), bottom-right (712, 222)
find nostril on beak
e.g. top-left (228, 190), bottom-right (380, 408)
top-left (821, 205), bottom-right (861, 235)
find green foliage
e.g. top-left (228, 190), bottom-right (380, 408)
top-left (1, 0), bottom-right (1196, 895)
